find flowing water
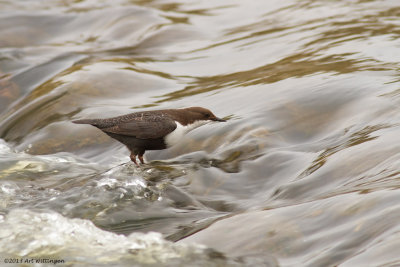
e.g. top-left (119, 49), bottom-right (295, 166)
top-left (1, 0), bottom-right (400, 266)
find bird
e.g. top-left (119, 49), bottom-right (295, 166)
top-left (73, 107), bottom-right (226, 165)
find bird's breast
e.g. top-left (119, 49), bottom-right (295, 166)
top-left (164, 122), bottom-right (188, 147)
top-left (164, 120), bottom-right (208, 147)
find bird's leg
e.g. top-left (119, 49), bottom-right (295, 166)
top-left (138, 154), bottom-right (145, 164)
top-left (130, 152), bottom-right (138, 166)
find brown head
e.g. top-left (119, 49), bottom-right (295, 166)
top-left (182, 107), bottom-right (226, 124)
top-left (164, 107), bottom-right (226, 125)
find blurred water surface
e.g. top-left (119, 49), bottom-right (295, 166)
top-left (1, 0), bottom-right (400, 266)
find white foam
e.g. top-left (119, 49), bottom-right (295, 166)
top-left (0, 209), bottom-right (209, 265)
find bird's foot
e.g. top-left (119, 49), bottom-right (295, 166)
top-left (138, 155), bottom-right (145, 164)
top-left (130, 153), bottom-right (146, 166)
top-left (130, 153), bottom-right (139, 166)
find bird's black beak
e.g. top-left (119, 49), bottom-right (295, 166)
top-left (212, 117), bottom-right (227, 122)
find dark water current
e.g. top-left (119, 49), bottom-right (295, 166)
top-left (1, 0), bottom-right (400, 266)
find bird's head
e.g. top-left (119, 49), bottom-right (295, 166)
top-left (183, 107), bottom-right (226, 124)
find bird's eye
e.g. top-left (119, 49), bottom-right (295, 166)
top-left (205, 113), bottom-right (210, 118)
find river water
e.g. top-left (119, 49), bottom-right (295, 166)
top-left (1, 0), bottom-right (400, 266)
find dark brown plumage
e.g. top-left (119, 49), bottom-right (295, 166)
top-left (73, 107), bottom-right (225, 165)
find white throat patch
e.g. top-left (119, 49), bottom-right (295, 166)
top-left (165, 120), bottom-right (208, 147)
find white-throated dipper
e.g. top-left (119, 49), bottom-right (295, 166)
top-left (73, 107), bottom-right (226, 165)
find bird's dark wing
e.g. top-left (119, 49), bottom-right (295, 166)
top-left (100, 115), bottom-right (177, 139)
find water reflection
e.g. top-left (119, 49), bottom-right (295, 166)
top-left (1, 0), bottom-right (400, 265)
